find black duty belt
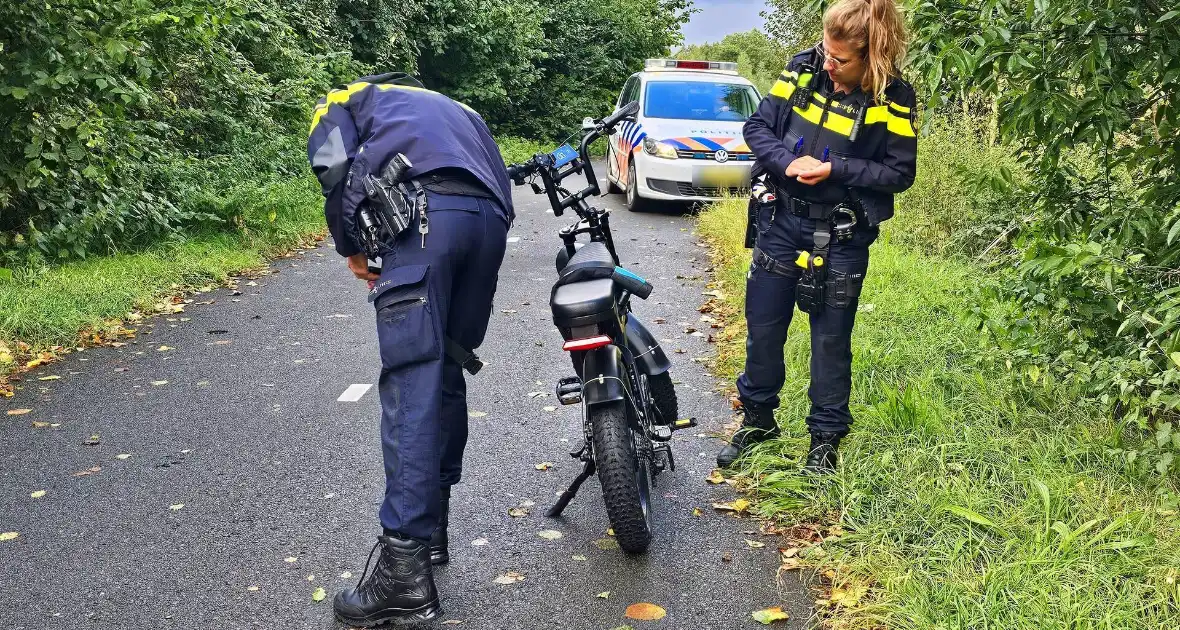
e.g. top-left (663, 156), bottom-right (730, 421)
top-left (783, 196), bottom-right (838, 221)
top-left (419, 168), bottom-right (495, 199)
top-left (752, 247), bottom-right (801, 278)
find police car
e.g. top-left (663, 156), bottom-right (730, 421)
top-left (605, 59), bottom-right (762, 211)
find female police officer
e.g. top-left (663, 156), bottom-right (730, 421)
top-left (717, 0), bottom-right (917, 473)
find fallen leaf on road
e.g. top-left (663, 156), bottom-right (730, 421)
top-left (38, 375), bottom-right (61, 381)
top-left (83, 434), bottom-right (100, 446)
top-left (538, 530), bottom-right (563, 541)
top-left (624, 603), bottom-right (666, 621)
top-left (7, 409), bottom-right (31, 416)
top-left (780, 558), bottom-right (802, 571)
top-left (527, 391), bottom-right (549, 398)
top-left (307, 574), bottom-right (315, 582)
top-left (73, 467), bottom-right (101, 477)
top-left (593, 538), bottom-right (619, 551)
top-left (751, 607), bottom-right (790, 624)
top-left (543, 406), bottom-right (557, 412)
top-left (169, 504), bottom-right (184, 511)
top-left (493, 571), bottom-right (525, 585)
top-left (468, 411), bottom-right (487, 418)
top-left (441, 621), bottom-right (464, 625)
top-left (722, 552), bottom-right (733, 562)
top-left (572, 555), bottom-right (587, 561)
top-left (519, 500), bottom-right (535, 507)
top-left (508, 507), bottom-right (528, 518)
top-left (32, 421), bottom-right (50, 428)
top-left (535, 462), bottom-right (553, 471)
top-left (706, 469), bottom-right (726, 484)
top-left (340, 571), bottom-right (353, 579)
top-left (30, 490), bottom-right (46, 499)
top-left (151, 380), bottom-right (168, 386)
top-left (158, 346), bottom-right (174, 352)
top-left (597, 591), bottom-right (610, 599)
top-left (745, 539), bottom-right (766, 549)
top-left (311, 587), bottom-right (326, 602)
top-left (471, 538), bottom-right (490, 547)
top-left (284, 557), bottom-right (298, 563)
top-left (246, 281), bottom-right (258, 287)
top-left (692, 507), bottom-right (703, 517)
top-left (712, 498), bottom-right (751, 514)
top-left (653, 317), bottom-right (667, 324)
top-left (211, 340), bottom-right (232, 346)
top-left (0, 532), bottom-right (19, 542)
top-left (607, 528), bottom-right (615, 536)
top-left (247, 586), bottom-right (259, 592)
top-left (116, 454), bottom-right (132, 460)
top-left (26, 359), bottom-right (46, 369)
top-left (501, 309), bottom-right (518, 314)
top-left (608, 627), bottom-right (634, 630)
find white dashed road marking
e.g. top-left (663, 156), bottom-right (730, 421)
top-left (337, 384), bottom-right (372, 402)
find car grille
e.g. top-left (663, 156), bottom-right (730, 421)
top-left (675, 150), bottom-right (755, 161)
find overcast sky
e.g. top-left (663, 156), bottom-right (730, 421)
top-left (681, 0), bottom-right (770, 45)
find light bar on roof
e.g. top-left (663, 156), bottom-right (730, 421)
top-left (644, 59), bottom-right (739, 72)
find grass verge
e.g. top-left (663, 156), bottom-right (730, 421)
top-left (0, 176), bottom-right (326, 389)
top-left (698, 198), bottom-right (1180, 629)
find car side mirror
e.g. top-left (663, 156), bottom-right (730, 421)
top-left (582, 116), bottom-right (597, 131)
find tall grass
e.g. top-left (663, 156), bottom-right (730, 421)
top-left (697, 193), bottom-right (1180, 628)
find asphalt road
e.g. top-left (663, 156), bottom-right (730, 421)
top-left (0, 164), bottom-right (811, 629)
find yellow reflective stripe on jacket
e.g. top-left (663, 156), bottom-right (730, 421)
top-left (769, 78), bottom-right (796, 100)
top-left (308, 82), bottom-right (476, 135)
top-left (792, 101), bottom-right (823, 125)
top-left (864, 104), bottom-right (916, 138)
top-left (309, 81), bottom-right (374, 133)
top-left (888, 101), bottom-right (911, 115)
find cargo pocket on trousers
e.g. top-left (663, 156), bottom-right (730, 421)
top-left (825, 269), bottom-right (866, 310)
top-left (373, 264), bottom-right (440, 371)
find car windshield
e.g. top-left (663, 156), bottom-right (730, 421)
top-left (643, 80), bottom-right (760, 122)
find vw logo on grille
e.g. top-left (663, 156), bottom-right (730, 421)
top-left (714, 150), bottom-right (729, 163)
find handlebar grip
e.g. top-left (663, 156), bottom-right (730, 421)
top-left (601, 101), bottom-right (640, 130)
top-left (506, 163), bottom-right (527, 181)
top-left (612, 266), bottom-right (653, 300)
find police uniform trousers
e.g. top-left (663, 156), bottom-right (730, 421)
top-left (368, 192), bottom-right (508, 541)
top-left (736, 207), bottom-right (877, 436)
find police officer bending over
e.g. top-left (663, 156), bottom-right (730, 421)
top-left (307, 73), bottom-right (512, 626)
top-left (718, 0), bottom-right (917, 473)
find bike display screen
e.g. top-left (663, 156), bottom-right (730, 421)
top-left (550, 144), bottom-right (578, 168)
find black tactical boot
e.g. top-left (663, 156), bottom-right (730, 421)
top-left (429, 487), bottom-right (450, 565)
top-left (803, 431), bottom-right (842, 475)
top-left (716, 404), bottom-right (779, 468)
top-left (333, 534), bottom-right (442, 627)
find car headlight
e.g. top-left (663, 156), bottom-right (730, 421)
top-left (642, 137), bottom-right (678, 160)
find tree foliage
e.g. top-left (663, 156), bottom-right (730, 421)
top-left (675, 30), bottom-right (789, 96)
top-left (0, 0), bottom-right (689, 265)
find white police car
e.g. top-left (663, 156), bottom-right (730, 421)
top-left (605, 59), bottom-right (762, 211)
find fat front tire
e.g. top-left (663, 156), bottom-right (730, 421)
top-left (591, 402), bottom-right (652, 553)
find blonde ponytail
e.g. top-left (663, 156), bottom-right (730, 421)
top-left (822, 0), bottom-right (908, 101)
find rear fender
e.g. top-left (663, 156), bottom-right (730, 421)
top-left (625, 313), bottom-right (671, 376)
top-left (581, 345), bottom-right (627, 408)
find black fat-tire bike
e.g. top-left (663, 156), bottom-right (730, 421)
top-left (506, 102), bottom-right (695, 553)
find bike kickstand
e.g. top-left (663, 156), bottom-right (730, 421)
top-left (545, 459), bottom-right (596, 518)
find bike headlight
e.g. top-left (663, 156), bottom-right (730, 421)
top-left (642, 137), bottom-right (678, 160)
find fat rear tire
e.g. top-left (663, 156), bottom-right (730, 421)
top-left (649, 371), bottom-right (678, 426)
top-left (591, 402), bottom-right (652, 553)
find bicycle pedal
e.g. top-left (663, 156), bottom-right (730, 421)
top-left (670, 417), bottom-right (698, 432)
top-left (649, 425), bottom-right (673, 442)
top-left (556, 376), bottom-right (582, 405)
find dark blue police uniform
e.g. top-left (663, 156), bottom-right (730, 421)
top-left (717, 47), bottom-right (918, 472)
top-left (307, 74), bottom-right (512, 625)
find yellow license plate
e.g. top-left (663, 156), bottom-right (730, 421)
top-left (692, 165), bottom-right (746, 188)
